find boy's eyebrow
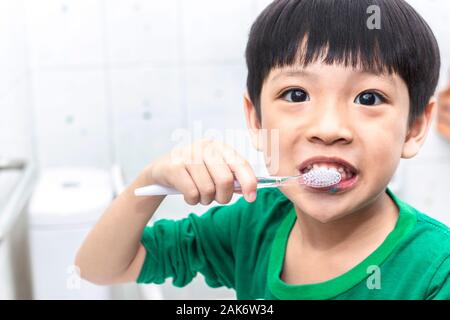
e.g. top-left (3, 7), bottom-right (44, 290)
top-left (270, 69), bottom-right (315, 82)
top-left (270, 68), bottom-right (396, 87)
top-left (358, 71), bottom-right (397, 87)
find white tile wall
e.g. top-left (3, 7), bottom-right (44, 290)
top-left (104, 0), bottom-right (179, 65)
top-left (0, 0), bottom-right (34, 162)
top-left (0, 77), bottom-right (34, 159)
top-left (253, 0), bottom-right (275, 14)
top-left (185, 64), bottom-right (248, 128)
top-left (31, 69), bottom-right (110, 168)
top-left (24, 0), bottom-right (104, 68)
top-left (180, 0), bottom-right (254, 63)
top-left (109, 65), bottom-right (183, 181)
top-left (406, 0), bottom-right (450, 90)
top-left (402, 158), bottom-right (450, 224)
top-left (0, 0), bottom-right (28, 100)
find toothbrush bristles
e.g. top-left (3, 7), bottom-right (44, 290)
top-left (302, 168), bottom-right (342, 188)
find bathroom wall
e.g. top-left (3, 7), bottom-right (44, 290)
top-left (0, 0), bottom-right (34, 161)
top-left (25, 0), bottom-right (269, 179)
top-left (399, 0), bottom-right (450, 226)
top-left (22, 0), bottom-right (271, 300)
top-left (0, 0), bottom-right (34, 300)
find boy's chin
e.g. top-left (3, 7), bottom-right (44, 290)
top-left (287, 191), bottom-right (353, 223)
top-left (301, 210), bottom-right (346, 224)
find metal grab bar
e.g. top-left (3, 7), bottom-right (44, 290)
top-left (0, 157), bottom-right (27, 170)
top-left (0, 159), bottom-right (37, 241)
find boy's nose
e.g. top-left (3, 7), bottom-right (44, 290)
top-left (305, 105), bottom-right (353, 146)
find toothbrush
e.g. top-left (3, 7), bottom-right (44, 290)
top-left (134, 167), bottom-right (342, 196)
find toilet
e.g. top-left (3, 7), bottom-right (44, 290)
top-left (28, 166), bottom-right (114, 299)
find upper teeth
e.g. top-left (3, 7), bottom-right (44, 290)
top-left (304, 163), bottom-right (354, 177)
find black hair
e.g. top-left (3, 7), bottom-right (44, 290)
top-left (245, 0), bottom-right (441, 127)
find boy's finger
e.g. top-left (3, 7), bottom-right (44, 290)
top-left (168, 166), bottom-right (200, 205)
top-left (222, 149), bottom-right (257, 202)
top-left (185, 162), bottom-right (216, 205)
top-left (203, 154), bottom-right (235, 204)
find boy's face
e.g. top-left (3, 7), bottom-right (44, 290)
top-left (244, 62), bottom-right (433, 223)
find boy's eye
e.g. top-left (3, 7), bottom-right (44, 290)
top-left (354, 91), bottom-right (386, 106)
top-left (280, 89), bottom-right (310, 103)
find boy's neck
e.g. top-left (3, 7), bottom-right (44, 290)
top-left (292, 190), bottom-right (399, 253)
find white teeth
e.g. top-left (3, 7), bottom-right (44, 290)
top-left (301, 163), bottom-right (355, 179)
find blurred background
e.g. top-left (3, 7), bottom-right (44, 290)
top-left (0, 0), bottom-right (449, 300)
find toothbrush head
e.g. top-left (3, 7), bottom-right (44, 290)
top-left (302, 168), bottom-right (342, 188)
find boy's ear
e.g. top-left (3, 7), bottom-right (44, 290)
top-left (243, 92), bottom-right (263, 151)
top-left (401, 97), bottom-right (437, 159)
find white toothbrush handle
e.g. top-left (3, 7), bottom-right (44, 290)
top-left (134, 184), bottom-right (180, 196)
top-left (134, 181), bottom-right (243, 196)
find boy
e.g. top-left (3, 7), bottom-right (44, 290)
top-left (76, 0), bottom-right (450, 299)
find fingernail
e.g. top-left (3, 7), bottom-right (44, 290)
top-left (246, 191), bottom-right (256, 202)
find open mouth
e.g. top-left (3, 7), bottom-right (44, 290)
top-left (298, 157), bottom-right (359, 192)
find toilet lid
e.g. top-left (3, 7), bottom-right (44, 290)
top-left (28, 167), bottom-right (113, 227)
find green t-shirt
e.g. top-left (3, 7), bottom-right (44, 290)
top-left (137, 187), bottom-right (450, 300)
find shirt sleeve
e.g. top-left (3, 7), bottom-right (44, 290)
top-left (136, 197), bottom-right (247, 289)
top-left (427, 254), bottom-right (450, 300)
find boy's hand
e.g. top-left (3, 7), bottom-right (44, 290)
top-left (145, 139), bottom-right (258, 205)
